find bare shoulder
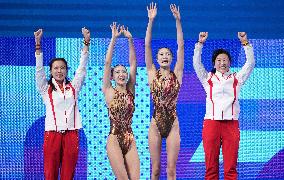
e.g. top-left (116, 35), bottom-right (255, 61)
top-left (104, 87), bottom-right (115, 107)
top-left (147, 65), bottom-right (156, 86)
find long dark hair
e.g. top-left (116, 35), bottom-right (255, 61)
top-left (211, 49), bottom-right (232, 74)
top-left (48, 58), bottom-right (70, 91)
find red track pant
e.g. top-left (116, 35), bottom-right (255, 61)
top-left (202, 120), bottom-right (240, 180)
top-left (43, 130), bottom-right (79, 180)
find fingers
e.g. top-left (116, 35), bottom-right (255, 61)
top-left (34, 29), bottom-right (43, 37)
top-left (118, 25), bottom-right (124, 35)
top-left (121, 25), bottom-right (126, 33)
top-left (82, 27), bottom-right (90, 42)
top-left (147, 2), bottom-right (156, 11)
top-left (238, 32), bottom-right (246, 38)
top-left (170, 4), bottom-right (178, 12)
top-left (110, 22), bottom-right (116, 30)
top-left (34, 29), bottom-right (41, 35)
top-left (198, 32), bottom-right (208, 43)
top-left (170, 4), bottom-right (181, 20)
top-left (82, 27), bottom-right (90, 35)
top-left (151, 2), bottom-right (156, 10)
top-left (199, 32), bottom-right (208, 37)
top-left (110, 22), bottom-right (120, 32)
top-left (110, 22), bottom-right (126, 38)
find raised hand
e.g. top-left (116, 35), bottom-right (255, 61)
top-left (34, 29), bottom-right (43, 45)
top-left (170, 4), bottom-right (181, 20)
top-left (110, 22), bottom-right (122, 39)
top-left (82, 27), bottom-right (90, 43)
top-left (147, 2), bottom-right (157, 20)
top-left (198, 32), bottom-right (208, 44)
top-left (122, 25), bottom-right (132, 39)
top-left (238, 32), bottom-right (248, 43)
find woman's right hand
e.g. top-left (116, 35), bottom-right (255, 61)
top-left (122, 25), bottom-right (132, 39)
top-left (198, 32), bottom-right (208, 44)
top-left (147, 2), bottom-right (157, 21)
top-left (34, 29), bottom-right (43, 45)
top-left (110, 22), bottom-right (122, 39)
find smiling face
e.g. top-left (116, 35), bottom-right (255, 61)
top-left (157, 48), bottom-right (173, 68)
top-left (50, 60), bottom-right (67, 84)
top-left (112, 65), bottom-right (128, 86)
top-left (214, 53), bottom-right (231, 74)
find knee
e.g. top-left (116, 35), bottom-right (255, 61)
top-left (167, 164), bottom-right (176, 177)
top-left (44, 171), bottom-right (57, 180)
top-left (224, 167), bottom-right (237, 174)
top-left (116, 174), bottom-right (128, 180)
top-left (152, 164), bottom-right (161, 177)
top-left (129, 174), bottom-right (140, 180)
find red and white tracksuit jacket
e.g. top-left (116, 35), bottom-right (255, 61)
top-left (35, 51), bottom-right (89, 131)
top-left (193, 43), bottom-right (255, 120)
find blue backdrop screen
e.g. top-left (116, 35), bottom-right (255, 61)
top-left (0, 37), bottom-right (284, 179)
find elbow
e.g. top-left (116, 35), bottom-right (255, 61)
top-left (104, 60), bottom-right (111, 66)
top-left (178, 43), bottom-right (184, 50)
top-left (102, 87), bottom-right (106, 94)
top-left (145, 41), bottom-right (151, 48)
top-left (178, 40), bottom-right (184, 47)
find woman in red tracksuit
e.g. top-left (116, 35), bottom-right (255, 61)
top-left (193, 32), bottom-right (255, 180)
top-left (34, 28), bottom-right (90, 180)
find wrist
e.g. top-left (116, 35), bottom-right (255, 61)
top-left (83, 39), bottom-right (90, 46)
top-left (241, 40), bottom-right (249, 46)
top-left (111, 37), bottom-right (117, 41)
top-left (197, 40), bottom-right (204, 45)
top-left (35, 43), bottom-right (41, 50)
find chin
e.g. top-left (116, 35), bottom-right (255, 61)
top-left (160, 64), bottom-right (170, 68)
top-left (116, 82), bottom-right (127, 86)
top-left (54, 79), bottom-right (64, 84)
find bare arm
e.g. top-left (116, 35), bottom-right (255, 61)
top-left (145, 2), bottom-right (157, 82)
top-left (123, 26), bottom-right (137, 93)
top-left (102, 22), bottom-right (122, 94)
top-left (171, 4), bottom-right (185, 84)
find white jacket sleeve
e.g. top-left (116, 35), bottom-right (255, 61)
top-left (236, 45), bottom-right (255, 85)
top-left (35, 52), bottom-right (48, 95)
top-left (71, 51), bottom-right (89, 92)
top-left (193, 43), bottom-right (208, 84)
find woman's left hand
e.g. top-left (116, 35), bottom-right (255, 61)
top-left (170, 4), bottom-right (181, 20)
top-left (238, 32), bottom-right (248, 43)
top-left (122, 25), bottom-right (132, 39)
top-left (82, 27), bottom-right (90, 43)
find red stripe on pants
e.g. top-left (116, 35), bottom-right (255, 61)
top-left (202, 120), bottom-right (240, 180)
top-left (43, 130), bottom-right (79, 180)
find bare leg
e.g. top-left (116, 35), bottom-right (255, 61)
top-left (166, 119), bottom-right (180, 180)
top-left (148, 119), bottom-right (162, 180)
top-left (106, 134), bottom-right (128, 180)
top-left (124, 139), bottom-right (140, 179)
